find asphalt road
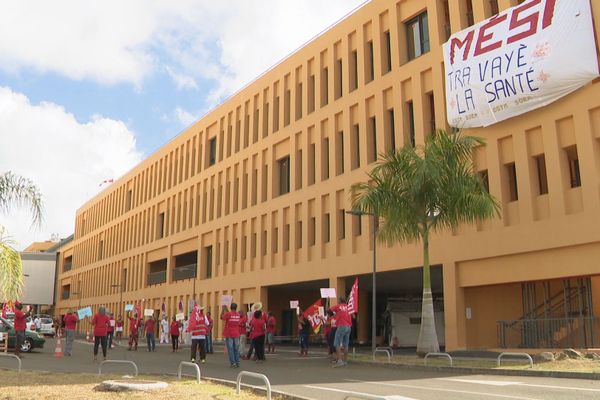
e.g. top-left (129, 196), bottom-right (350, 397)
top-left (2, 338), bottom-right (600, 400)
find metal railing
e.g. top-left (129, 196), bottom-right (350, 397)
top-left (0, 353), bottom-right (22, 371)
top-left (178, 361), bottom-right (201, 384)
top-left (147, 270), bottom-right (167, 286)
top-left (372, 348), bottom-right (391, 363)
top-left (497, 317), bottom-right (600, 348)
top-left (424, 352), bottom-right (453, 367)
top-left (98, 360), bottom-right (139, 376)
top-left (497, 352), bottom-right (533, 368)
top-left (236, 371), bottom-right (271, 400)
top-left (172, 264), bottom-right (197, 281)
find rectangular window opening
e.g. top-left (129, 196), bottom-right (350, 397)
top-left (406, 12), bottom-right (430, 60)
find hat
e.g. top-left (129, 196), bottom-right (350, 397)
top-left (251, 302), bottom-right (263, 312)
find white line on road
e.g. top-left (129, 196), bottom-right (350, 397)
top-left (345, 379), bottom-right (540, 400)
top-left (304, 385), bottom-right (417, 400)
top-left (439, 378), bottom-right (600, 393)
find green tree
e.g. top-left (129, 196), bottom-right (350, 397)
top-left (0, 172), bottom-right (43, 301)
top-left (350, 130), bottom-right (500, 355)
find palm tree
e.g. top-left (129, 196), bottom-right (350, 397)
top-left (0, 171), bottom-right (43, 301)
top-left (350, 130), bottom-right (500, 356)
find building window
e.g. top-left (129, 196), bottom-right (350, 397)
top-left (63, 256), bottom-right (73, 272)
top-left (322, 137), bottom-right (330, 181)
top-left (309, 217), bottom-right (316, 246)
top-left (208, 137), bottom-right (217, 166)
top-left (382, 31), bottom-right (392, 74)
top-left (321, 67), bottom-right (329, 107)
top-left (351, 124), bottom-right (361, 170)
top-left (489, 0), bottom-right (499, 16)
top-left (284, 224), bottom-right (290, 251)
top-left (336, 131), bottom-right (345, 176)
top-left (335, 59), bottom-right (343, 99)
top-left (407, 101), bottom-right (416, 147)
top-left (506, 162), bottom-right (519, 201)
top-left (156, 212), bottom-right (165, 239)
top-left (98, 240), bottom-right (104, 260)
top-left (406, 12), bottom-right (430, 60)
top-left (534, 155), bottom-right (549, 195)
top-left (428, 93), bottom-right (436, 134)
top-left (272, 227), bottom-right (279, 253)
top-left (126, 190), bottom-right (132, 211)
top-left (61, 284), bottom-right (71, 300)
top-left (387, 109), bottom-right (396, 150)
top-left (350, 50), bottom-right (358, 92)
top-left (338, 209), bottom-right (346, 240)
top-left (323, 213), bottom-right (330, 243)
top-left (278, 156), bottom-right (291, 195)
top-left (466, 0), bottom-right (474, 26)
top-left (479, 170), bottom-right (489, 192)
top-left (368, 116), bottom-right (377, 163)
top-left (565, 146), bottom-right (581, 188)
top-left (366, 40), bottom-right (374, 83)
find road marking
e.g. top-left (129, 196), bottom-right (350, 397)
top-left (345, 379), bottom-right (540, 400)
top-left (304, 385), bottom-right (417, 400)
top-left (439, 378), bottom-right (523, 386)
top-left (440, 378), bottom-right (600, 393)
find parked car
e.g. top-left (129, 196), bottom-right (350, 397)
top-left (39, 317), bottom-right (56, 337)
top-left (0, 316), bottom-right (45, 352)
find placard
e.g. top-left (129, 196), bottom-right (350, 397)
top-left (110, 319), bottom-right (116, 327)
top-left (318, 306), bottom-right (325, 317)
top-left (220, 295), bottom-right (233, 307)
top-left (77, 306), bottom-right (92, 320)
top-left (289, 300), bottom-right (299, 309)
top-left (124, 304), bottom-right (134, 312)
top-left (176, 313), bottom-right (185, 321)
top-left (0, 332), bottom-right (5, 341)
top-left (144, 308), bottom-right (154, 317)
top-left (320, 288), bottom-right (336, 298)
top-left (443, 0), bottom-right (599, 128)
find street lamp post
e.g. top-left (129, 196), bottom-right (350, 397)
top-left (347, 209), bottom-right (378, 356)
top-left (111, 269), bottom-right (125, 316)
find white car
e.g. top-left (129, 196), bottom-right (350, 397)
top-left (39, 318), bottom-right (55, 337)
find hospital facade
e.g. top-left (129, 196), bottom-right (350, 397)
top-left (54, 0), bottom-right (600, 350)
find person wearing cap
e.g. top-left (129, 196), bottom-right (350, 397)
top-left (250, 308), bottom-right (266, 362)
top-left (13, 302), bottom-right (29, 358)
top-left (91, 306), bottom-right (110, 362)
top-left (221, 302), bottom-right (241, 368)
top-left (188, 305), bottom-right (209, 363)
top-left (63, 309), bottom-right (78, 356)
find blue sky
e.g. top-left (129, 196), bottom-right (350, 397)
top-left (0, 0), bottom-right (367, 249)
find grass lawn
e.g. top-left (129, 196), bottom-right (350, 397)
top-left (0, 370), bottom-right (274, 400)
top-left (355, 354), bottom-right (600, 373)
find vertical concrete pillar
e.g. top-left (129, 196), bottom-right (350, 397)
top-left (443, 261), bottom-right (467, 351)
top-left (357, 288), bottom-right (369, 344)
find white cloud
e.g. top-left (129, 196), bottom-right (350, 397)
top-left (174, 106), bottom-right (198, 127)
top-left (0, 1), bottom-right (368, 96)
top-left (0, 87), bottom-right (143, 250)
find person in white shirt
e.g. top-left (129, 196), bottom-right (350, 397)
top-left (160, 316), bottom-right (169, 344)
top-left (181, 317), bottom-right (189, 345)
top-left (34, 316), bottom-right (41, 332)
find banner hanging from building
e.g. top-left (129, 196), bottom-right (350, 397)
top-left (443, 0), bottom-right (599, 128)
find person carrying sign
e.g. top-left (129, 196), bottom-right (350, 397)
top-left (127, 312), bottom-right (141, 351)
top-left (330, 297), bottom-right (352, 367)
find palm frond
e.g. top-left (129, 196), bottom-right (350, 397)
top-left (0, 227), bottom-right (24, 301)
top-left (0, 171), bottom-right (44, 227)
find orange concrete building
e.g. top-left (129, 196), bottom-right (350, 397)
top-left (54, 0), bottom-right (600, 350)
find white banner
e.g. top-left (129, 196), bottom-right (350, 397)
top-left (443, 0), bottom-right (599, 128)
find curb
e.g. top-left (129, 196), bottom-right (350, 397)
top-left (350, 359), bottom-right (600, 380)
top-left (202, 375), bottom-right (311, 400)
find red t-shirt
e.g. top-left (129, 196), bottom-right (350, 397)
top-left (331, 304), bottom-right (351, 327)
top-left (91, 314), bottom-right (110, 336)
top-left (267, 316), bottom-right (277, 334)
top-left (145, 318), bottom-right (155, 334)
top-left (13, 310), bottom-right (26, 331)
top-left (238, 316), bottom-right (248, 335)
top-left (129, 317), bottom-right (140, 334)
top-left (170, 321), bottom-right (180, 336)
top-left (207, 316), bottom-right (213, 332)
top-left (116, 320), bottom-right (124, 328)
top-left (222, 311), bottom-right (241, 338)
top-left (107, 318), bottom-right (115, 333)
top-left (250, 317), bottom-right (266, 339)
top-left (64, 313), bottom-right (78, 330)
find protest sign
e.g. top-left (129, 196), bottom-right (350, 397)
top-left (77, 306), bottom-right (92, 320)
top-left (144, 308), bottom-right (154, 317)
top-left (220, 295), bottom-right (233, 307)
top-left (124, 304), bottom-right (134, 312)
top-left (289, 300), bottom-right (299, 309)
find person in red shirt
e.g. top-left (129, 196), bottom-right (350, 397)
top-left (330, 297), bottom-right (352, 367)
top-left (266, 312), bottom-right (277, 353)
top-left (250, 309), bottom-right (266, 362)
top-left (115, 315), bottom-right (124, 344)
top-left (63, 309), bottom-right (78, 356)
top-left (12, 302), bottom-right (28, 358)
top-left (221, 303), bottom-right (241, 368)
top-left (107, 313), bottom-right (115, 349)
top-left (91, 306), bottom-right (110, 361)
top-left (145, 315), bottom-right (156, 352)
top-left (127, 312), bottom-right (141, 351)
top-left (170, 316), bottom-right (180, 352)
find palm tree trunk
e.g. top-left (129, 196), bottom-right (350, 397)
top-left (416, 229), bottom-right (440, 356)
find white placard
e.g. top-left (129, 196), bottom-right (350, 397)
top-left (110, 319), bottom-right (116, 327)
top-left (220, 295), bottom-right (233, 307)
top-left (320, 288), bottom-right (337, 298)
top-left (443, 0), bottom-right (599, 128)
top-left (289, 300), bottom-right (299, 309)
top-left (176, 313), bottom-right (185, 321)
top-left (144, 308), bottom-right (154, 317)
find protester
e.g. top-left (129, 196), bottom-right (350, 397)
top-left (170, 316), bottom-right (180, 352)
top-left (181, 316), bottom-right (189, 345)
top-left (160, 315), bottom-right (169, 344)
top-left (13, 302), bottom-right (28, 358)
top-left (34, 315), bottom-right (41, 332)
top-left (91, 306), bottom-right (110, 362)
top-left (107, 313), bottom-right (115, 349)
top-left (115, 315), bottom-right (124, 344)
top-left (298, 313), bottom-right (310, 356)
top-left (145, 315), bottom-right (156, 352)
top-left (63, 309), bottom-right (78, 356)
top-left (331, 297), bottom-right (352, 367)
top-left (127, 312), bottom-right (141, 351)
top-left (325, 309), bottom-right (336, 358)
top-left (250, 309), bottom-right (266, 362)
top-left (238, 310), bottom-right (248, 356)
top-left (221, 302), bottom-right (241, 368)
top-left (188, 305), bottom-right (209, 363)
top-left (206, 311), bottom-right (214, 354)
top-left (266, 312), bottom-right (277, 353)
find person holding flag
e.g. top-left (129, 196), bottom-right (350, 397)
top-left (188, 304), bottom-right (209, 363)
top-left (331, 296), bottom-right (352, 367)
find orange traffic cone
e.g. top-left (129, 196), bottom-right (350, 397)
top-left (54, 334), bottom-right (63, 358)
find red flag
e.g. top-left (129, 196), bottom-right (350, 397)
top-left (2, 303), bottom-right (13, 318)
top-left (302, 299), bottom-right (325, 333)
top-left (347, 278), bottom-right (359, 315)
top-left (134, 303), bottom-right (142, 317)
